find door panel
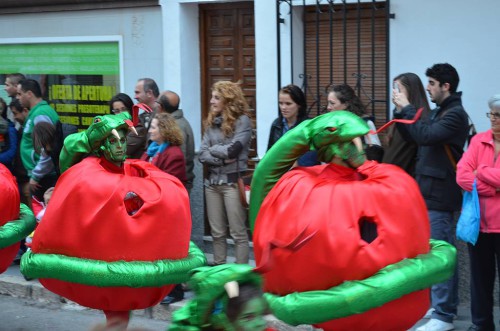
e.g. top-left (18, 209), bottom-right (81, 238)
top-left (200, 2), bottom-right (256, 158)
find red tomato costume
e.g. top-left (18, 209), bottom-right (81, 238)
top-left (0, 164), bottom-right (21, 273)
top-left (248, 111), bottom-right (456, 331)
top-left (31, 156), bottom-right (191, 310)
top-left (254, 161), bottom-right (430, 330)
top-left (21, 113), bottom-right (206, 325)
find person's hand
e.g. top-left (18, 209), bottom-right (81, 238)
top-left (29, 178), bottom-right (41, 192)
top-left (224, 158), bottom-right (236, 164)
top-left (392, 90), bottom-right (410, 110)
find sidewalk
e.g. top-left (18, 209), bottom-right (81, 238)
top-left (0, 262), bottom-right (490, 331)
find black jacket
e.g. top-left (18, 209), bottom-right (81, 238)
top-left (267, 115), bottom-right (308, 151)
top-left (395, 93), bottom-right (469, 211)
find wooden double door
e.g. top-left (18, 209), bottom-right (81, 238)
top-left (200, 1), bottom-right (257, 158)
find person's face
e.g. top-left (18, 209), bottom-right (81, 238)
top-left (426, 77), bottom-right (449, 105)
top-left (148, 118), bottom-right (164, 144)
top-left (489, 106), bottom-right (500, 134)
top-left (16, 84), bottom-right (31, 109)
top-left (233, 297), bottom-right (267, 331)
top-left (279, 92), bottom-right (300, 122)
top-left (11, 106), bottom-right (28, 125)
top-left (111, 101), bottom-right (128, 115)
top-left (134, 81), bottom-right (149, 104)
top-left (210, 91), bottom-right (224, 115)
top-left (4, 78), bottom-right (18, 98)
top-left (102, 130), bottom-right (127, 165)
top-left (327, 92), bottom-right (348, 111)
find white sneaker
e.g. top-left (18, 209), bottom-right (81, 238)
top-left (424, 308), bottom-right (435, 319)
top-left (416, 319), bottom-right (454, 331)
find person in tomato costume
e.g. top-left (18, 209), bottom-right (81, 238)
top-left (248, 111), bottom-right (457, 331)
top-left (20, 112), bottom-right (206, 327)
top-left (0, 163), bottom-right (36, 274)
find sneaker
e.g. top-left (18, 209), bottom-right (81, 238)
top-left (424, 308), bottom-right (435, 319)
top-left (416, 319), bottom-right (454, 331)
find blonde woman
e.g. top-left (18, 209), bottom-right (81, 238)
top-left (199, 81), bottom-right (252, 265)
top-left (141, 113), bottom-right (186, 184)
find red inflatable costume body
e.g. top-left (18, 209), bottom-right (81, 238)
top-left (21, 113), bottom-right (206, 327)
top-left (0, 164), bottom-right (21, 273)
top-left (254, 161), bottom-right (430, 330)
top-left (30, 156), bottom-right (192, 311)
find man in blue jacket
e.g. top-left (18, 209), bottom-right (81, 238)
top-left (393, 63), bottom-right (469, 331)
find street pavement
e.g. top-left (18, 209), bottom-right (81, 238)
top-left (1, 263), bottom-right (496, 331)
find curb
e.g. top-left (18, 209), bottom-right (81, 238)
top-left (0, 272), bottom-right (315, 330)
top-left (0, 273), bottom-right (184, 321)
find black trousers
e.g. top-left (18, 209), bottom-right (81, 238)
top-left (468, 232), bottom-right (500, 331)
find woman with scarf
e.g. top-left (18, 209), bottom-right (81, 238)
top-left (141, 112), bottom-right (186, 184)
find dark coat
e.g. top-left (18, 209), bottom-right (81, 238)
top-left (395, 93), bottom-right (469, 211)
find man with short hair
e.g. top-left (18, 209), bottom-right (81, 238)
top-left (134, 78), bottom-right (159, 128)
top-left (132, 78), bottom-right (160, 156)
top-left (393, 63), bottom-right (469, 331)
top-left (17, 79), bottom-right (59, 202)
top-left (157, 90), bottom-right (195, 191)
top-left (4, 73), bottom-right (25, 99)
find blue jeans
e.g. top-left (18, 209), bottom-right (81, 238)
top-left (429, 210), bottom-right (459, 323)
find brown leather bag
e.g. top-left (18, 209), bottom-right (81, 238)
top-left (237, 171), bottom-right (253, 208)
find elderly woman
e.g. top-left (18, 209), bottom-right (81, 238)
top-left (456, 94), bottom-right (500, 331)
top-left (199, 81), bottom-right (252, 265)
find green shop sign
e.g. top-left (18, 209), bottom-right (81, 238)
top-left (0, 42), bottom-right (119, 75)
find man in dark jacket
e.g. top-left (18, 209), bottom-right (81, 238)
top-left (156, 90), bottom-right (195, 191)
top-left (393, 63), bottom-right (468, 331)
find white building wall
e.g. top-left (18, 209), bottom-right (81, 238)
top-left (390, 0), bottom-right (500, 132)
top-left (0, 7), bottom-right (164, 101)
top-left (162, 1), bottom-right (202, 149)
top-left (255, 0), bottom-right (279, 157)
top-left (2, 0), bottom-right (499, 152)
